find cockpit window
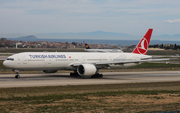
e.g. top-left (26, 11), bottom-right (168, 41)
top-left (6, 58), bottom-right (14, 61)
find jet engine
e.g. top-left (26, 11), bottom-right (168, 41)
top-left (77, 64), bottom-right (97, 76)
top-left (42, 70), bottom-right (58, 73)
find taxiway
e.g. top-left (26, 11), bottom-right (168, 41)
top-left (0, 71), bottom-right (180, 88)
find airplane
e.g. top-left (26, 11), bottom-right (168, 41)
top-left (3, 28), bottom-right (169, 79)
top-left (84, 43), bottom-right (123, 53)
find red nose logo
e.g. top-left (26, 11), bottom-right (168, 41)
top-left (137, 37), bottom-right (148, 54)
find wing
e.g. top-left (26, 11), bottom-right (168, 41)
top-left (71, 58), bottom-right (169, 67)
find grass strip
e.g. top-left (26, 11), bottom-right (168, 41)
top-left (1, 82), bottom-right (180, 113)
top-left (0, 90), bottom-right (180, 102)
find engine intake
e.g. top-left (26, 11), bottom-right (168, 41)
top-left (77, 64), bottom-right (97, 76)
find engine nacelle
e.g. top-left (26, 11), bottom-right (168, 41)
top-left (42, 70), bottom-right (58, 73)
top-left (77, 64), bottom-right (97, 76)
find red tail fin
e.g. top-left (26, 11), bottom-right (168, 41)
top-left (132, 29), bottom-right (153, 55)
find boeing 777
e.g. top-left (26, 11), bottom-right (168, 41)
top-left (3, 29), bottom-right (168, 79)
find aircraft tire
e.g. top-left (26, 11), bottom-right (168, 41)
top-left (70, 73), bottom-right (73, 76)
top-left (15, 75), bottom-right (20, 79)
top-left (91, 74), bottom-right (103, 78)
top-left (70, 73), bottom-right (79, 77)
top-left (99, 74), bottom-right (103, 78)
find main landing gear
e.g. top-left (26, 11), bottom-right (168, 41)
top-left (91, 73), bottom-right (103, 78)
top-left (70, 71), bottom-right (80, 77)
top-left (15, 70), bottom-right (20, 79)
top-left (70, 71), bottom-right (103, 78)
top-left (92, 70), bottom-right (103, 78)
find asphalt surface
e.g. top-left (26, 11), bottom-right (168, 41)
top-left (0, 56), bottom-right (8, 60)
top-left (0, 71), bottom-right (180, 88)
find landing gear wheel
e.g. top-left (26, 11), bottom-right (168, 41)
top-left (15, 75), bottom-right (20, 79)
top-left (70, 73), bottom-right (73, 77)
top-left (99, 74), bottom-right (103, 78)
top-left (91, 73), bottom-right (103, 78)
top-left (70, 72), bottom-right (80, 77)
top-left (14, 70), bottom-right (20, 79)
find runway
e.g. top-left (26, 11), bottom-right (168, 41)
top-left (0, 56), bottom-right (8, 60)
top-left (0, 71), bottom-right (180, 88)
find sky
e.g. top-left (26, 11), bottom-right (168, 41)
top-left (0, 0), bottom-right (180, 38)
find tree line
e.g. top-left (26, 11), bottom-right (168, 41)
top-left (149, 44), bottom-right (179, 50)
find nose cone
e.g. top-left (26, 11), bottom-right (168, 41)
top-left (3, 61), bottom-right (13, 68)
top-left (3, 61), bottom-right (8, 67)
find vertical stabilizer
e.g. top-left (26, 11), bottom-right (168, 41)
top-left (85, 43), bottom-right (91, 49)
top-left (132, 29), bottom-right (153, 55)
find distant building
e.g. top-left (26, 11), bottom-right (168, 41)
top-left (1, 38), bottom-right (7, 41)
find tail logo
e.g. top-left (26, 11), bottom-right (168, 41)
top-left (132, 28), bottom-right (153, 55)
top-left (137, 37), bottom-right (148, 54)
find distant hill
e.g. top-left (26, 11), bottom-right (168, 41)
top-left (35, 31), bottom-right (180, 41)
top-left (35, 31), bottom-right (133, 40)
top-left (16, 35), bottom-right (38, 40)
top-left (2, 31), bottom-right (180, 41)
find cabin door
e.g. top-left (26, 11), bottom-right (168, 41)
top-left (22, 56), bottom-right (27, 64)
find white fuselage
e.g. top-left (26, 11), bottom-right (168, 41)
top-left (3, 52), bottom-right (151, 71)
top-left (84, 49), bottom-right (123, 53)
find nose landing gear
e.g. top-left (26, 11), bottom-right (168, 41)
top-left (14, 70), bottom-right (20, 79)
top-left (15, 74), bottom-right (20, 79)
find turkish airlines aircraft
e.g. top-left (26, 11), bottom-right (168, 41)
top-left (84, 43), bottom-right (123, 53)
top-left (3, 29), bottom-right (168, 79)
